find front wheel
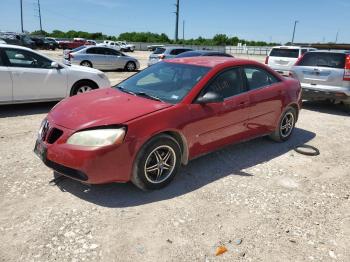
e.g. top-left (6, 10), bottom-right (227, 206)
top-left (71, 81), bottom-right (97, 96)
top-left (269, 107), bottom-right (297, 142)
top-left (80, 61), bottom-right (92, 68)
top-left (131, 135), bottom-right (182, 191)
top-left (125, 61), bottom-right (136, 72)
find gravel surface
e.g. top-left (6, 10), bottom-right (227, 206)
top-left (0, 50), bottom-right (349, 262)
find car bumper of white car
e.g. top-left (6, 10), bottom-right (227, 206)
top-left (301, 83), bottom-right (350, 103)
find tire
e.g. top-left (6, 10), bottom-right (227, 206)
top-left (125, 61), bottom-right (136, 72)
top-left (269, 107), bottom-right (297, 142)
top-left (131, 134), bottom-right (182, 191)
top-left (71, 80), bottom-right (97, 96)
top-left (80, 61), bottom-right (93, 68)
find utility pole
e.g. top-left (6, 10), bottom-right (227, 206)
top-left (174, 0), bottom-right (179, 42)
top-left (20, 0), bottom-right (24, 32)
top-left (37, 0), bottom-right (43, 33)
top-left (182, 20), bottom-right (185, 41)
top-left (291, 20), bottom-right (298, 45)
top-left (335, 31), bottom-right (339, 43)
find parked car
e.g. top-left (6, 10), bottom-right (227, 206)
top-left (265, 46), bottom-right (316, 76)
top-left (30, 36), bottom-right (57, 50)
top-left (117, 41), bottom-right (135, 52)
top-left (0, 44), bottom-right (110, 105)
top-left (45, 37), bottom-right (59, 49)
top-left (148, 46), bottom-right (193, 66)
top-left (147, 44), bottom-right (165, 51)
top-left (0, 39), bottom-right (6, 44)
top-left (97, 41), bottom-right (122, 51)
top-left (59, 38), bottom-right (92, 50)
top-left (0, 32), bottom-right (36, 49)
top-left (290, 50), bottom-right (350, 107)
top-left (176, 50), bottom-right (233, 58)
top-left (63, 45), bottom-right (88, 60)
top-left (65, 46), bottom-right (140, 71)
top-left (34, 57), bottom-right (301, 190)
top-left (86, 40), bottom-right (97, 45)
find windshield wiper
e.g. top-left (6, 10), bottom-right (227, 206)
top-left (134, 92), bottom-right (163, 102)
top-left (116, 86), bottom-right (136, 95)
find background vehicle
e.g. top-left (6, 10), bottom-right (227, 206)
top-left (59, 38), bottom-right (92, 50)
top-left (147, 44), bottom-right (165, 51)
top-left (34, 57), bottom-right (301, 190)
top-left (97, 41), bottom-right (122, 51)
top-left (265, 46), bottom-right (316, 76)
top-left (176, 50), bottom-right (233, 58)
top-left (0, 44), bottom-right (110, 104)
top-left (291, 50), bottom-right (350, 107)
top-left (117, 41), bottom-right (135, 52)
top-left (0, 32), bottom-right (36, 49)
top-left (30, 36), bottom-right (57, 50)
top-left (148, 46), bottom-right (193, 66)
top-left (66, 46), bottom-right (140, 71)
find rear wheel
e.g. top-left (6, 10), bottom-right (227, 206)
top-left (80, 61), bottom-right (92, 68)
top-left (131, 135), bottom-right (182, 191)
top-left (269, 107), bottom-right (297, 142)
top-left (71, 80), bottom-right (97, 96)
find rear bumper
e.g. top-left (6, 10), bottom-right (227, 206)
top-left (301, 86), bottom-right (350, 103)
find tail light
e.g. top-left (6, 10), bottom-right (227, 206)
top-left (68, 53), bottom-right (74, 61)
top-left (159, 54), bottom-right (165, 60)
top-left (264, 56), bottom-right (269, 64)
top-left (343, 54), bottom-right (350, 81)
top-left (294, 54), bottom-right (305, 66)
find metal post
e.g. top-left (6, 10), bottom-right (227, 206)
top-left (335, 31), bottom-right (339, 43)
top-left (20, 0), bottom-right (24, 32)
top-left (291, 20), bottom-right (298, 44)
top-left (175, 0), bottom-right (179, 42)
top-left (37, 0), bottom-right (43, 33)
top-left (182, 20), bottom-right (185, 41)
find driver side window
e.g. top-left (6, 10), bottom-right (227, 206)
top-left (4, 49), bottom-right (52, 69)
top-left (203, 68), bottom-right (244, 99)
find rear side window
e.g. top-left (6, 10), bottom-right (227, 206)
top-left (243, 67), bottom-right (280, 90)
top-left (153, 48), bottom-right (166, 54)
top-left (298, 52), bottom-right (346, 68)
top-left (86, 47), bottom-right (98, 54)
top-left (270, 48), bottom-right (299, 58)
top-left (170, 49), bottom-right (191, 55)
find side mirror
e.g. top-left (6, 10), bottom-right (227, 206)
top-left (51, 61), bottom-right (60, 69)
top-left (196, 91), bottom-right (224, 104)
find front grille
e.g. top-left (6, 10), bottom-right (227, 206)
top-left (47, 128), bottom-right (63, 144)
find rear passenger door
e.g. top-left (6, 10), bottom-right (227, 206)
top-left (242, 67), bottom-right (284, 135)
top-left (104, 49), bottom-right (125, 69)
top-left (0, 49), bottom-right (13, 103)
top-left (86, 48), bottom-right (108, 69)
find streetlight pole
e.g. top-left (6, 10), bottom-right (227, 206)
top-left (182, 20), bottom-right (185, 41)
top-left (37, 0), bottom-right (43, 34)
top-left (291, 20), bottom-right (299, 45)
top-left (175, 0), bottom-right (179, 42)
top-left (20, 0), bottom-right (24, 32)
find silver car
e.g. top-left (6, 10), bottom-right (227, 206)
top-left (148, 46), bottom-right (193, 66)
top-left (66, 46), bottom-right (140, 71)
top-left (291, 50), bottom-right (350, 106)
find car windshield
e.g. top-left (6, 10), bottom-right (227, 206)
top-left (115, 62), bottom-right (210, 104)
top-left (153, 48), bottom-right (166, 54)
top-left (298, 52), bottom-right (346, 68)
top-left (270, 48), bottom-right (299, 58)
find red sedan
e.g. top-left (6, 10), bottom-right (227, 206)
top-left (34, 57), bottom-right (302, 190)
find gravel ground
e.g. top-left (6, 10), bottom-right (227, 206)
top-left (0, 49), bottom-right (349, 262)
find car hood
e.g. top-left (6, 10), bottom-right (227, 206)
top-left (67, 64), bottom-right (102, 74)
top-left (49, 88), bottom-right (172, 130)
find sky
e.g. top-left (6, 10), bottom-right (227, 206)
top-left (0, 0), bottom-right (349, 44)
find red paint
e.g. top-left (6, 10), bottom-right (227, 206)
top-left (37, 57), bottom-right (301, 184)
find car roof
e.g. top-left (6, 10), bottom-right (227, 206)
top-left (0, 44), bottom-right (33, 51)
top-left (164, 46), bottom-right (191, 50)
top-left (166, 56), bottom-right (257, 68)
top-left (308, 50), bottom-right (350, 54)
top-left (272, 45), bottom-right (314, 49)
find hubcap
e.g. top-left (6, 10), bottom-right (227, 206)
top-left (280, 112), bottom-right (295, 137)
top-left (144, 145), bottom-right (176, 184)
top-left (127, 62), bottom-right (135, 71)
top-left (82, 62), bottom-right (91, 67)
top-left (77, 86), bottom-right (92, 94)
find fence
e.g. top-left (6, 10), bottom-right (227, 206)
top-left (225, 46), bottom-right (272, 56)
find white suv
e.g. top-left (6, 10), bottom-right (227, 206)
top-left (0, 44), bottom-right (110, 105)
top-left (265, 46), bottom-right (316, 76)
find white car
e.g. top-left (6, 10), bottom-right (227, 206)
top-left (0, 44), bottom-right (111, 105)
top-left (265, 46), bottom-right (316, 76)
top-left (97, 41), bottom-right (122, 51)
top-left (0, 39), bottom-right (6, 44)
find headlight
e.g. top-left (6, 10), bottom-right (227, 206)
top-left (67, 128), bottom-right (125, 147)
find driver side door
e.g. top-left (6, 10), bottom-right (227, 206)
top-left (3, 48), bottom-right (68, 102)
top-left (186, 67), bottom-right (251, 157)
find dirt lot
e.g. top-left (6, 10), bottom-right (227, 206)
top-left (0, 50), bottom-right (349, 262)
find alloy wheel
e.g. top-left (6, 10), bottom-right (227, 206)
top-left (280, 112), bottom-right (295, 138)
top-left (77, 86), bottom-right (93, 94)
top-left (144, 145), bottom-right (176, 184)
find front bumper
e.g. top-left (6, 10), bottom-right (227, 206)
top-left (34, 119), bottom-right (134, 184)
